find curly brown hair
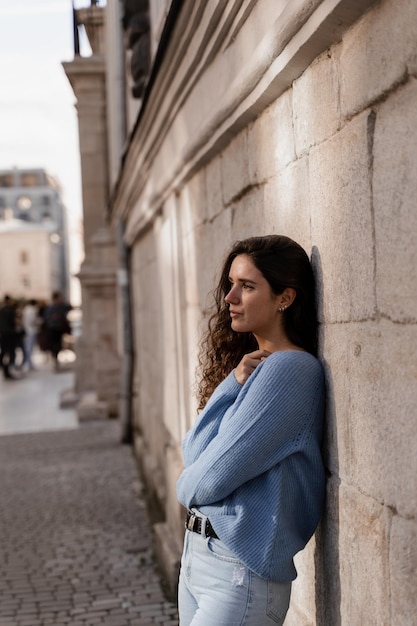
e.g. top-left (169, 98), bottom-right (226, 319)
top-left (196, 235), bottom-right (318, 410)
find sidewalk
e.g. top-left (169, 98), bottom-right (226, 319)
top-left (0, 352), bottom-right (77, 436)
top-left (0, 354), bottom-right (178, 626)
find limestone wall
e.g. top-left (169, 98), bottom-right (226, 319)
top-left (113, 0), bottom-right (417, 621)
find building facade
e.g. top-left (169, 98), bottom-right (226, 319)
top-left (0, 168), bottom-right (70, 301)
top-left (70, 0), bottom-right (417, 623)
top-left (63, 5), bottom-right (121, 418)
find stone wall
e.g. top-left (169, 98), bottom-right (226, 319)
top-left (112, 0), bottom-right (417, 621)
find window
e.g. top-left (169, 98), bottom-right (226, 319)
top-left (20, 250), bottom-right (29, 265)
top-left (20, 172), bottom-right (41, 187)
top-left (0, 174), bottom-right (14, 187)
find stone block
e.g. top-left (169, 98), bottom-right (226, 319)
top-left (338, 484), bottom-right (389, 625)
top-left (247, 89), bottom-right (295, 184)
top-left (204, 157), bottom-right (223, 223)
top-left (179, 225), bottom-right (200, 309)
top-left (130, 235), bottom-right (165, 445)
top-left (177, 191), bottom-right (208, 421)
top-left (390, 515), bottom-right (417, 625)
top-left (373, 78), bottom-right (417, 323)
top-left (318, 323), bottom-right (351, 479)
top-left (340, 0), bottom-right (417, 118)
top-left (263, 157), bottom-right (311, 251)
top-left (194, 210), bottom-right (232, 312)
top-left (176, 226), bottom-right (201, 426)
top-left (284, 606), bottom-right (314, 626)
top-left (153, 521), bottom-right (181, 595)
top-left (137, 358), bottom-right (164, 439)
top-left (184, 170), bottom-right (207, 228)
top-left (59, 387), bottom-right (79, 409)
top-left (77, 391), bottom-right (108, 421)
top-left (221, 131), bottom-right (250, 207)
top-left (324, 320), bottom-right (417, 518)
top-left (130, 223), bottom-right (156, 272)
top-left (408, 53), bottom-right (417, 77)
top-left (74, 336), bottom-right (95, 394)
top-left (230, 186), bottom-right (269, 241)
top-left (293, 49), bottom-right (340, 157)
top-left (310, 111), bottom-right (375, 323)
top-left (164, 445), bottom-right (187, 542)
top-left (350, 320), bottom-right (417, 518)
top-left (290, 537), bottom-right (317, 624)
top-left (135, 434), bottom-right (166, 506)
top-left (314, 475), bottom-right (343, 626)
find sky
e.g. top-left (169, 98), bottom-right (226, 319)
top-left (0, 0), bottom-right (97, 304)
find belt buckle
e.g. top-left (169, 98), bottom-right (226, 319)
top-left (187, 512), bottom-right (196, 531)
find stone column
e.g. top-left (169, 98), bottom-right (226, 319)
top-left (63, 6), bottom-right (119, 418)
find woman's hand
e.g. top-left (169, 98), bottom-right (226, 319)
top-left (234, 349), bottom-right (271, 385)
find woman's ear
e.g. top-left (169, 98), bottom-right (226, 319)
top-left (278, 287), bottom-right (296, 310)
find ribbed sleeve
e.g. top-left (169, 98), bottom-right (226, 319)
top-left (181, 371), bottom-right (241, 467)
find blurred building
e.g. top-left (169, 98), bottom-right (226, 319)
top-left (63, 3), bottom-right (120, 418)
top-left (0, 167), bottom-right (70, 301)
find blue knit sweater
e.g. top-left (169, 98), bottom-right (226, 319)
top-left (176, 350), bottom-right (325, 582)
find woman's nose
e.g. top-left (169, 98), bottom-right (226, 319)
top-left (225, 285), bottom-right (240, 304)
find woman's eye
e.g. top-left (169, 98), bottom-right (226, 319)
top-left (242, 283), bottom-right (253, 290)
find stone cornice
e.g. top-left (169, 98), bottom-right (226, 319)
top-left (62, 57), bottom-right (106, 108)
top-left (112, 0), bottom-right (378, 244)
top-left (77, 264), bottom-right (117, 286)
top-left (63, 56), bottom-right (105, 80)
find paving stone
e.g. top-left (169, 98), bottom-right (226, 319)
top-left (102, 618), bottom-right (128, 626)
top-left (0, 421), bottom-right (178, 625)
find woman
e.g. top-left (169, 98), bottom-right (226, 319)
top-left (176, 235), bottom-right (326, 625)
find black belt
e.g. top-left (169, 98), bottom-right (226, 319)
top-left (186, 510), bottom-right (219, 539)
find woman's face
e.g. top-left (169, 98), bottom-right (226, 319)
top-left (224, 254), bottom-right (280, 338)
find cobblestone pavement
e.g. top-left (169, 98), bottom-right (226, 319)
top-left (0, 420), bottom-right (179, 626)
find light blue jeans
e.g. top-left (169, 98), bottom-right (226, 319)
top-left (23, 332), bottom-right (37, 368)
top-left (178, 528), bottom-right (291, 625)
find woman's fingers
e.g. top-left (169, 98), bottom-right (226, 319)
top-left (234, 350), bottom-right (271, 384)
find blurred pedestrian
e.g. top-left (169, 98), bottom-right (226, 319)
top-left (13, 304), bottom-right (26, 369)
top-left (22, 299), bottom-right (39, 371)
top-left (37, 300), bottom-right (50, 355)
top-left (44, 292), bottom-right (72, 369)
top-left (0, 295), bottom-right (18, 380)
